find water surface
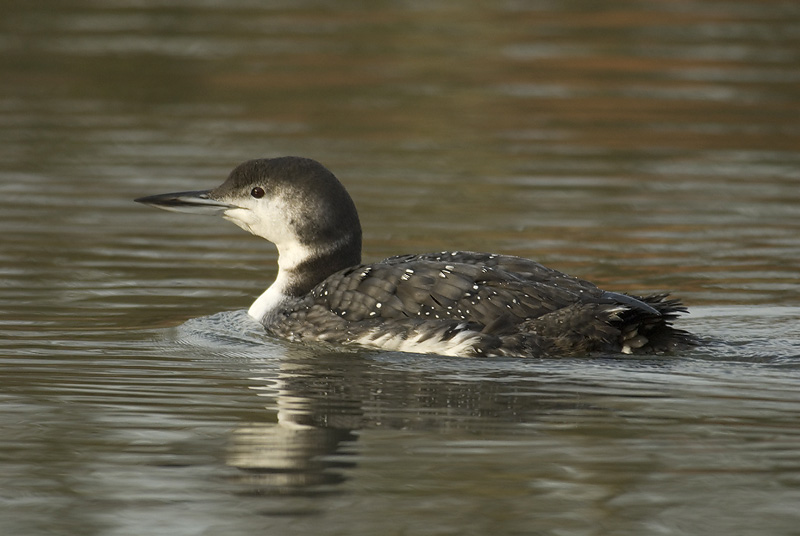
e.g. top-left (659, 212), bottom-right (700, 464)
top-left (1, 1), bottom-right (799, 535)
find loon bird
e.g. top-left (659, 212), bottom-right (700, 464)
top-left (135, 156), bottom-right (692, 357)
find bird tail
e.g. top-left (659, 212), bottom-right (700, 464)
top-left (617, 293), bottom-right (695, 354)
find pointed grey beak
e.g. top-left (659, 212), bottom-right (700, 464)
top-left (134, 190), bottom-right (236, 214)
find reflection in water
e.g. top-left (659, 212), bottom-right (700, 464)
top-left (228, 359), bottom-right (361, 491)
top-left (216, 331), bottom-right (800, 534)
top-left (224, 349), bottom-right (641, 497)
top-left (229, 424), bottom-right (356, 490)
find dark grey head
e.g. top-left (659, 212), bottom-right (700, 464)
top-left (136, 157), bottom-right (363, 292)
top-left (211, 157), bottom-right (360, 251)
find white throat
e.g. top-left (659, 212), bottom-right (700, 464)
top-left (220, 200), bottom-right (317, 323)
top-left (247, 241), bottom-right (316, 323)
top-left (219, 194), bottom-right (359, 325)
top-left (248, 272), bottom-right (290, 323)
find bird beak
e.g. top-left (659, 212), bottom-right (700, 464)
top-left (134, 190), bottom-right (236, 215)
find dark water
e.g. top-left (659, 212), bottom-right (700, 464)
top-left (2, 1), bottom-right (800, 535)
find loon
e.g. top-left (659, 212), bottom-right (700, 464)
top-left (135, 156), bottom-right (692, 357)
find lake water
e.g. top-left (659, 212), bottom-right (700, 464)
top-left (2, 1), bottom-right (800, 535)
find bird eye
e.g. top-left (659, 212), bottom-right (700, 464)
top-left (250, 187), bottom-right (265, 199)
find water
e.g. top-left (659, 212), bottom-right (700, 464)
top-left (2, 1), bottom-right (800, 535)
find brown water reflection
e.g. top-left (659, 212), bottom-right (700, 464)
top-left (1, 1), bottom-right (800, 535)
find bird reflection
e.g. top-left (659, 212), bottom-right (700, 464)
top-left (227, 356), bottom-right (364, 491)
top-left (224, 350), bottom-right (630, 495)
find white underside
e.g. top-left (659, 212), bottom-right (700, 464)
top-left (350, 325), bottom-right (484, 357)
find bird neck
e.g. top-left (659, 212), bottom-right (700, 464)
top-left (279, 231), bottom-right (362, 297)
top-left (250, 229), bottom-right (360, 316)
top-left (248, 221), bottom-right (362, 324)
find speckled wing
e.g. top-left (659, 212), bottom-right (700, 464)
top-left (268, 251), bottom-right (632, 355)
top-left (268, 251), bottom-right (692, 357)
top-left (364, 251), bottom-right (608, 325)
